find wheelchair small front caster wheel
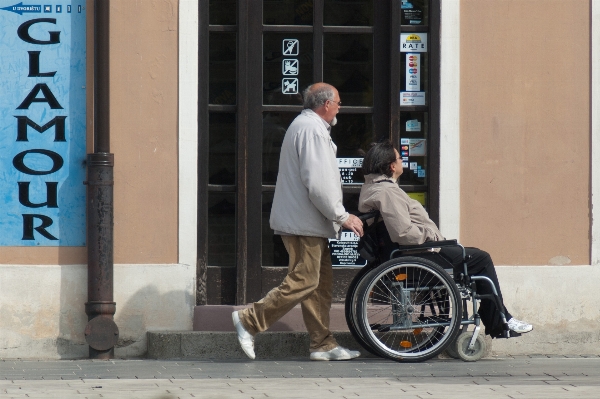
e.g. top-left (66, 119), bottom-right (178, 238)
top-left (456, 332), bottom-right (486, 362)
top-left (444, 339), bottom-right (460, 359)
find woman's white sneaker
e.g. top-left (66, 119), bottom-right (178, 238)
top-left (507, 318), bottom-right (533, 334)
top-left (310, 346), bottom-right (361, 361)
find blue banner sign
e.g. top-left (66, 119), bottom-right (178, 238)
top-left (0, 1), bottom-right (86, 246)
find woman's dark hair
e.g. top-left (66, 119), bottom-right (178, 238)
top-left (362, 140), bottom-right (397, 177)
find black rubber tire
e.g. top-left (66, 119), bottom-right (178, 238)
top-left (355, 256), bottom-right (462, 362)
top-left (444, 338), bottom-right (461, 359)
top-left (345, 264), bottom-right (381, 357)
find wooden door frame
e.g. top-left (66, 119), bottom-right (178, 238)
top-left (197, 0), bottom-right (441, 306)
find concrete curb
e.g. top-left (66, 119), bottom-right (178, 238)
top-left (147, 331), bottom-right (376, 360)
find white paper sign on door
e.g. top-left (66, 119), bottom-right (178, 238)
top-left (400, 91), bottom-right (425, 106)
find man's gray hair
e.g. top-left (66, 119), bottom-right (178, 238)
top-left (302, 84), bottom-right (334, 110)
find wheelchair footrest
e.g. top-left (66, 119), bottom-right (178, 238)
top-left (494, 330), bottom-right (521, 339)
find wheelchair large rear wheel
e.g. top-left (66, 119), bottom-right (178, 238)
top-left (355, 256), bottom-right (462, 362)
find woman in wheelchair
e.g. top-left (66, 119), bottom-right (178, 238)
top-left (358, 141), bottom-right (532, 338)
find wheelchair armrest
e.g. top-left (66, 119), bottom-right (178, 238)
top-left (394, 239), bottom-right (458, 251)
top-left (356, 211), bottom-right (380, 222)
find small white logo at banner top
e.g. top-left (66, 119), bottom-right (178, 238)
top-left (282, 39), bottom-right (299, 56)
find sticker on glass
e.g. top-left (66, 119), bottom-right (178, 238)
top-left (406, 119), bottom-right (421, 132)
top-left (282, 39), bottom-right (299, 56)
top-left (282, 59), bottom-right (299, 75)
top-left (407, 192), bottom-right (426, 206)
top-left (337, 158), bottom-right (363, 185)
top-left (400, 91), bottom-right (425, 106)
top-left (282, 78), bottom-right (298, 94)
top-left (408, 139), bottom-right (426, 156)
top-left (418, 169), bottom-right (426, 178)
top-left (410, 162), bottom-right (418, 170)
top-left (406, 53), bottom-right (420, 91)
top-left (401, 1), bottom-right (423, 25)
top-left (400, 33), bottom-right (427, 52)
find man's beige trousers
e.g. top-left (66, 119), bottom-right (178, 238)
top-left (239, 235), bottom-right (338, 353)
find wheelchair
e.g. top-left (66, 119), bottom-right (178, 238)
top-left (345, 211), bottom-right (516, 363)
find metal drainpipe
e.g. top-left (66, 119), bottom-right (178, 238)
top-left (84, 0), bottom-right (118, 359)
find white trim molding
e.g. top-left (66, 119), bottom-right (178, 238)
top-left (592, 1), bottom-right (600, 266)
top-left (178, 0), bottom-right (199, 268)
top-left (439, 0), bottom-right (461, 240)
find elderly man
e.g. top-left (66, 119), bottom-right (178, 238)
top-left (232, 82), bottom-right (364, 361)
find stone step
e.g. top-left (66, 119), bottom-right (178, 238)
top-left (193, 304), bottom-right (349, 332)
top-left (147, 331), bottom-right (374, 360)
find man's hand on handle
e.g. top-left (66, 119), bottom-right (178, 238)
top-left (342, 214), bottom-right (364, 237)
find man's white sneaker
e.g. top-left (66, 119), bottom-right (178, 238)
top-left (507, 318), bottom-right (533, 334)
top-left (232, 311), bottom-right (255, 360)
top-left (310, 346), bottom-right (361, 361)
top-left (340, 346), bottom-right (361, 359)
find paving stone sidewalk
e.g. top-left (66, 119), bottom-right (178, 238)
top-left (1, 355), bottom-right (599, 398)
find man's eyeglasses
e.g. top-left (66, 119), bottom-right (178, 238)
top-left (328, 99), bottom-right (342, 106)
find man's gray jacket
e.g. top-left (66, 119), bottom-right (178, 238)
top-left (270, 109), bottom-right (349, 239)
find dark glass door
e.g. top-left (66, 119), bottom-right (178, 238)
top-left (198, 0), bottom-right (439, 305)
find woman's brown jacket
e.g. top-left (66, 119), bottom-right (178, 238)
top-left (358, 173), bottom-right (444, 245)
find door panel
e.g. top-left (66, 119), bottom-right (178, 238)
top-left (323, 34), bottom-right (373, 107)
top-left (263, 0), bottom-right (313, 26)
top-left (209, 32), bottom-right (237, 105)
